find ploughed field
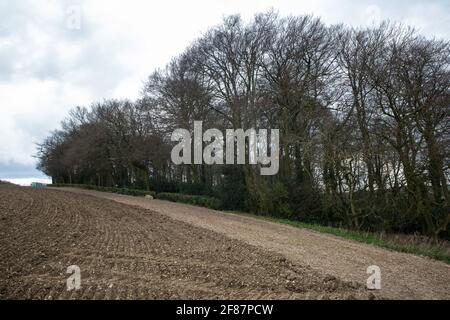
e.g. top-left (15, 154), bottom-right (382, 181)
top-left (0, 185), bottom-right (372, 299)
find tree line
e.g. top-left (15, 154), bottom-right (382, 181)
top-left (37, 12), bottom-right (449, 238)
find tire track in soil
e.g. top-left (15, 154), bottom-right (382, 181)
top-left (0, 186), bottom-right (375, 299)
top-left (57, 187), bottom-right (450, 300)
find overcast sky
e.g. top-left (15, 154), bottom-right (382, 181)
top-left (1, 0), bottom-right (449, 185)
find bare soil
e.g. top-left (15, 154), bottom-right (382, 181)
top-left (0, 186), bottom-right (374, 300)
top-left (59, 187), bottom-right (450, 300)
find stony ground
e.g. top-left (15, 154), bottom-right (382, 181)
top-left (59, 187), bottom-right (450, 300)
top-left (0, 186), bottom-right (374, 300)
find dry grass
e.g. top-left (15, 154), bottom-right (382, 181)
top-left (239, 214), bottom-right (450, 264)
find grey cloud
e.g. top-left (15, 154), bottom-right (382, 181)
top-left (0, 162), bottom-right (45, 179)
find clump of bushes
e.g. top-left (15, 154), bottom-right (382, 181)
top-left (219, 166), bottom-right (249, 211)
top-left (156, 192), bottom-right (222, 210)
top-left (49, 184), bottom-right (156, 198)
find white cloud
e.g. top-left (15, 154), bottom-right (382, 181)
top-left (0, 78), bottom-right (93, 165)
top-left (2, 177), bottom-right (52, 186)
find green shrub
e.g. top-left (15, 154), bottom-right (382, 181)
top-left (48, 184), bottom-right (156, 198)
top-left (219, 166), bottom-right (249, 211)
top-left (156, 192), bottom-right (222, 210)
top-left (270, 181), bottom-right (293, 218)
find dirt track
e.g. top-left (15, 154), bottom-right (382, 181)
top-left (0, 186), bottom-right (374, 299)
top-left (58, 187), bottom-right (450, 300)
top-left (1, 186), bottom-right (449, 299)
